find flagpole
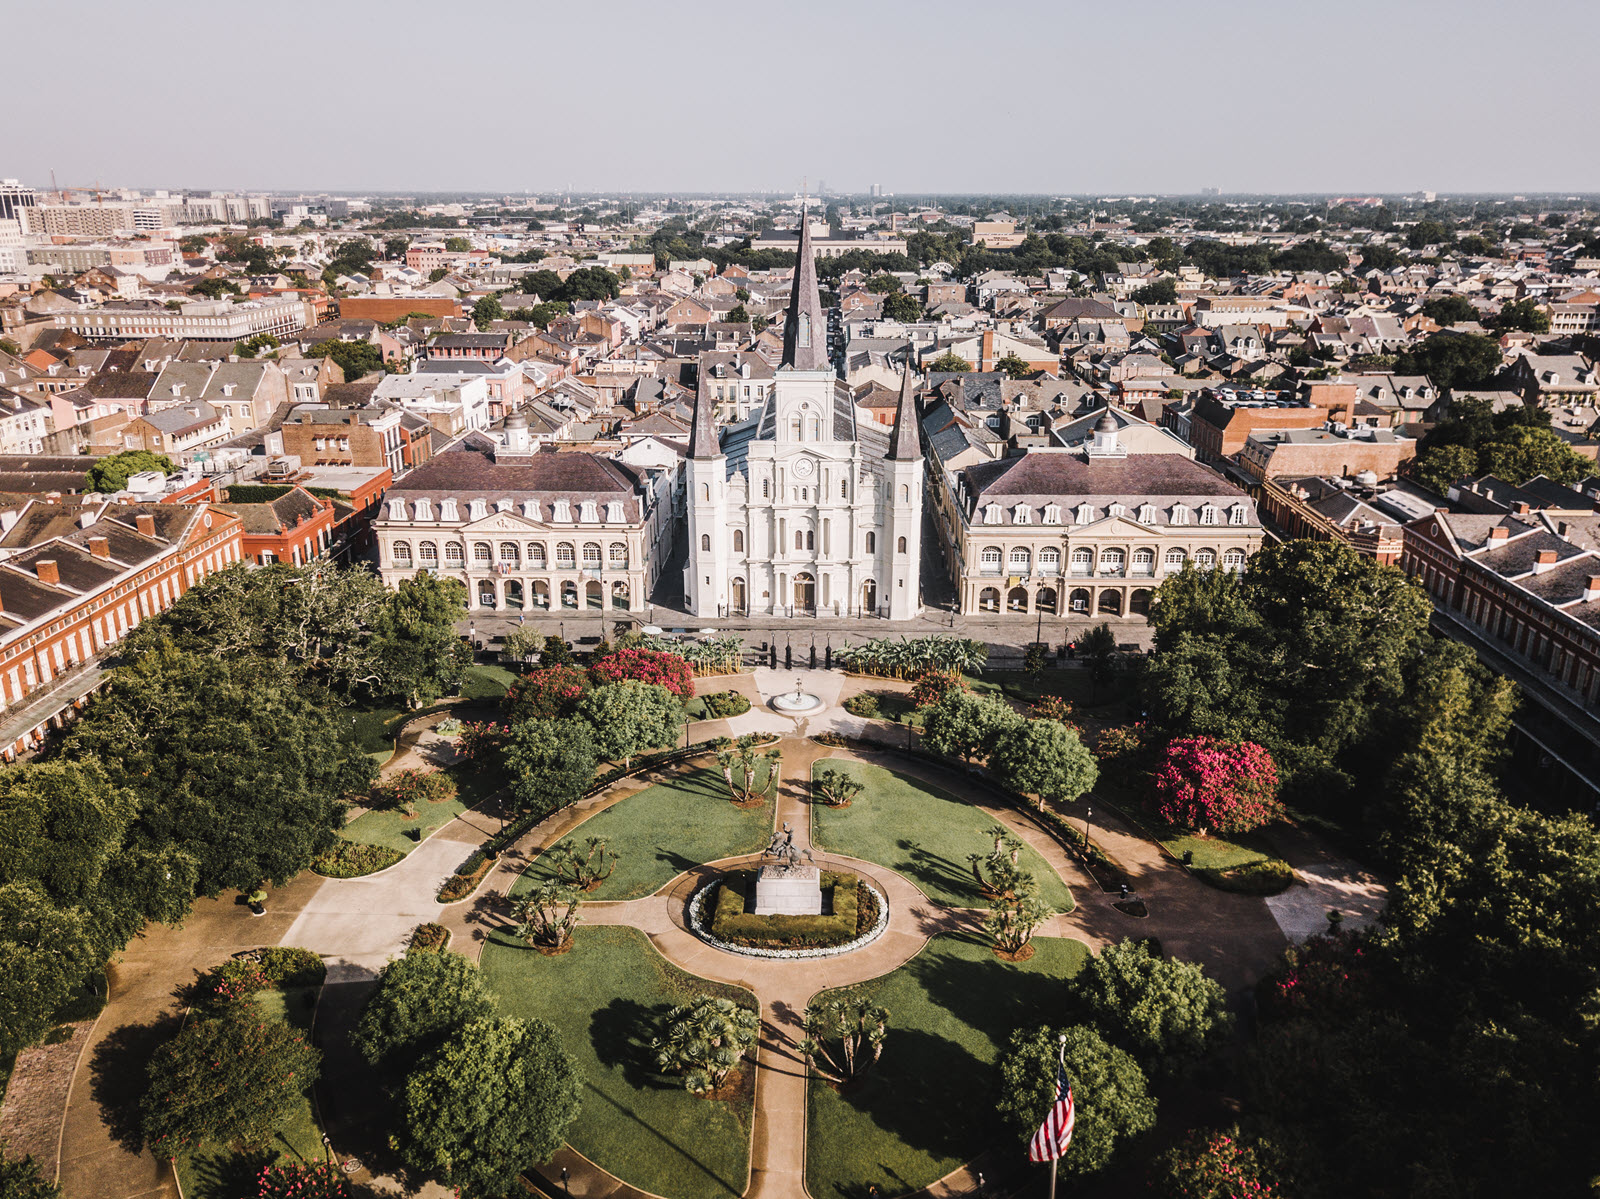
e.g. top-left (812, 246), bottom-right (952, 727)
top-left (1048, 1032), bottom-right (1066, 1199)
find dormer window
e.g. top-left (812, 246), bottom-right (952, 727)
top-left (1200, 505), bottom-right (1218, 525)
top-left (580, 501), bottom-right (598, 522)
top-left (439, 499), bottom-right (458, 521)
top-left (1043, 504), bottom-right (1061, 524)
top-left (1138, 504), bottom-right (1156, 523)
top-left (469, 499), bottom-right (487, 520)
top-left (1013, 505), bottom-right (1031, 524)
top-left (1170, 505), bottom-right (1190, 525)
top-left (495, 498), bottom-right (512, 512)
top-left (553, 500), bottom-right (571, 522)
top-left (414, 498), bottom-right (434, 521)
top-left (1075, 504), bottom-right (1094, 525)
top-left (1229, 504), bottom-right (1247, 526)
top-left (606, 501), bottom-right (624, 522)
top-left (387, 498), bottom-right (408, 520)
top-left (1108, 503), bottom-right (1126, 518)
top-left (522, 501), bottom-right (539, 518)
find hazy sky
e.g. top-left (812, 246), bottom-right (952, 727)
top-left (10, 0), bottom-right (1599, 197)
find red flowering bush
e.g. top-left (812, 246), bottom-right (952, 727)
top-left (194, 958), bottom-right (270, 1009)
top-left (1150, 1125), bottom-right (1282, 1198)
top-left (373, 768), bottom-right (456, 813)
top-left (1030, 695), bottom-right (1077, 726)
top-left (588, 648), bottom-right (695, 699)
top-left (453, 720), bottom-right (506, 763)
top-left (505, 665), bottom-right (590, 722)
top-left (256, 1161), bottom-right (350, 1199)
top-left (1151, 736), bottom-right (1282, 835)
top-left (1257, 929), bottom-right (1374, 1023)
top-left (909, 669), bottom-right (967, 710)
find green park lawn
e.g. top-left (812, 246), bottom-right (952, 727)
top-left (461, 662), bottom-right (516, 700)
top-left (176, 986), bottom-right (326, 1199)
top-left (516, 765), bottom-right (776, 900)
top-left (1097, 780), bottom-right (1294, 895)
top-left (481, 926), bottom-right (755, 1199)
top-left (338, 760), bottom-right (508, 856)
top-left (806, 934), bottom-right (1090, 1197)
top-left (964, 667), bottom-right (1131, 710)
top-left (810, 760), bottom-right (1074, 912)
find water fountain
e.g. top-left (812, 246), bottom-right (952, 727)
top-left (770, 675), bottom-right (823, 715)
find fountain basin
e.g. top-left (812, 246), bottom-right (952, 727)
top-left (771, 690), bottom-right (823, 714)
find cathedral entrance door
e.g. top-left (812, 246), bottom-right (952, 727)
top-left (861, 579), bottom-right (877, 615)
top-left (793, 572), bottom-right (816, 612)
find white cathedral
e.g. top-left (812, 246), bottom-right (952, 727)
top-left (684, 215), bottom-right (924, 620)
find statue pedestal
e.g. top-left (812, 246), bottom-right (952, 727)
top-left (754, 864), bottom-right (823, 916)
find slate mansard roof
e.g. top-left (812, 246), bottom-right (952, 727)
top-left (960, 451), bottom-right (1258, 528)
top-left (381, 447), bottom-right (648, 524)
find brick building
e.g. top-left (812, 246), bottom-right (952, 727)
top-left (337, 296), bottom-right (459, 323)
top-left (0, 500), bottom-right (244, 758)
top-left (1237, 426), bottom-right (1417, 481)
top-left (280, 404), bottom-right (408, 476)
top-left (1187, 393), bottom-right (1327, 465)
top-left (211, 486), bottom-right (337, 566)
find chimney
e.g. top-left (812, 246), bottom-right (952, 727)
top-left (1534, 548), bottom-right (1558, 574)
top-left (135, 513), bottom-right (156, 536)
top-left (1513, 501), bottom-right (1531, 515)
top-left (35, 560), bottom-right (59, 585)
top-left (1584, 574), bottom-right (1600, 603)
top-left (88, 536), bottom-right (109, 559)
top-left (1489, 526), bottom-right (1510, 542)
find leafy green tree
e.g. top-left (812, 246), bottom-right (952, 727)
top-left (428, 267), bottom-right (449, 283)
top-left (307, 337), bottom-right (385, 380)
top-left (1413, 444), bottom-right (1480, 494)
top-left (1358, 243), bottom-right (1401, 271)
top-left (190, 277), bottom-right (241, 299)
top-left (990, 719), bottom-right (1098, 806)
top-left (1073, 939), bottom-right (1231, 1074)
top-left (575, 680), bottom-right (683, 767)
top-left (927, 350), bottom-right (971, 373)
top-left (396, 1016), bottom-right (581, 1198)
top-left (0, 883), bottom-right (100, 1057)
top-left (995, 353), bottom-right (1033, 379)
top-left (470, 294), bottom-right (504, 331)
top-left (384, 236), bottom-right (409, 260)
top-left (84, 451), bottom-right (174, 493)
top-left (65, 649), bottom-right (373, 895)
top-left (141, 1003), bottom-right (321, 1156)
top-left (725, 304), bottom-right (749, 324)
top-left (882, 291), bottom-right (923, 322)
top-left (443, 236), bottom-right (471, 253)
top-left (652, 995), bottom-right (760, 1094)
top-left (1479, 425), bottom-right (1594, 485)
top-left (996, 1025), bottom-right (1156, 1176)
top-left (865, 273), bottom-right (901, 294)
top-left (921, 690), bottom-right (1024, 766)
top-left (1457, 233), bottom-right (1497, 256)
top-left (1394, 332), bottom-right (1502, 390)
top-left (1405, 220), bottom-right (1454, 250)
top-left (0, 1152), bottom-right (60, 1199)
top-left (1494, 298), bottom-right (1551, 333)
top-left (1131, 277), bottom-right (1178, 305)
top-left (1423, 295), bottom-right (1477, 326)
top-left (353, 951), bottom-right (496, 1075)
top-left (372, 572), bottom-right (471, 705)
top-left (504, 717), bottom-right (596, 814)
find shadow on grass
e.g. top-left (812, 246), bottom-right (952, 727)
top-left (894, 838), bottom-right (976, 901)
top-left (902, 951), bottom-right (1069, 1057)
top-left (590, 997), bottom-right (676, 1090)
top-left (812, 1029), bottom-right (995, 1195)
top-left (88, 1014), bottom-right (180, 1154)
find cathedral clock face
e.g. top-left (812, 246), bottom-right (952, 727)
top-left (793, 457), bottom-right (815, 479)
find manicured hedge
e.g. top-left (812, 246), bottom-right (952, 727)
top-left (702, 690), bottom-right (752, 718)
top-left (408, 922), bottom-right (450, 953)
top-left (310, 841), bottom-right (404, 878)
top-left (710, 869), bottom-right (860, 948)
top-left (437, 857), bottom-right (494, 903)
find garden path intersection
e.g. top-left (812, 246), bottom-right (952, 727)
top-left (36, 670), bottom-right (1385, 1199)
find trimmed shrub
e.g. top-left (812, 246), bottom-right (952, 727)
top-left (373, 768), bottom-right (456, 812)
top-left (255, 946), bottom-right (326, 989)
top-left (843, 693), bottom-right (880, 718)
top-left (910, 668), bottom-right (967, 710)
top-left (710, 870), bottom-right (867, 948)
top-left (310, 842), bottom-right (403, 878)
top-left (701, 690), bottom-right (751, 718)
top-left (438, 857), bottom-right (494, 903)
top-left (408, 923), bottom-right (451, 954)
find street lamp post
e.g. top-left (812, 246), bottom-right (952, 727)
top-left (560, 1166), bottom-right (571, 1198)
top-left (1083, 805), bottom-right (1093, 851)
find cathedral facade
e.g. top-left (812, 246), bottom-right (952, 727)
top-left (683, 217), bottom-right (923, 620)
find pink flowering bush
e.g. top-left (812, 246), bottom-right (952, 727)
top-left (1257, 929), bottom-right (1373, 1023)
top-left (255, 1161), bottom-right (350, 1199)
top-left (1150, 1125), bottom-right (1283, 1197)
top-left (909, 668), bottom-right (967, 710)
top-left (505, 665), bottom-right (590, 722)
top-left (588, 648), bottom-right (696, 699)
top-left (1151, 736), bottom-right (1282, 835)
top-left (453, 719), bottom-right (506, 763)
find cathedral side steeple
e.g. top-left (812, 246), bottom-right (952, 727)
top-left (886, 346), bottom-right (920, 461)
top-left (689, 370), bottom-right (720, 459)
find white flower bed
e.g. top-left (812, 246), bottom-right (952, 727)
top-left (686, 877), bottom-right (890, 960)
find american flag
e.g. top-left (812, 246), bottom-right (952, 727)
top-left (1026, 1063), bottom-right (1075, 1162)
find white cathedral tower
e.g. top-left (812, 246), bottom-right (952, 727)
top-left (683, 207), bottom-right (923, 620)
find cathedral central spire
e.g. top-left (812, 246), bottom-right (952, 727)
top-left (781, 191), bottom-right (830, 371)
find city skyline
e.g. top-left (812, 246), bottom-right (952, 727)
top-left (10, 0), bottom-right (1600, 195)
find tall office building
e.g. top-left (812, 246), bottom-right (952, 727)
top-left (0, 180), bottom-right (37, 224)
